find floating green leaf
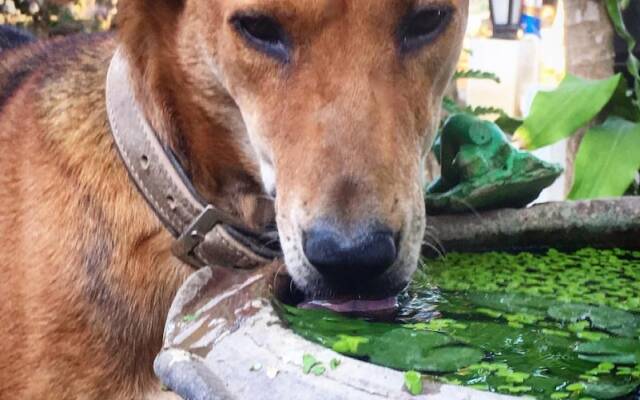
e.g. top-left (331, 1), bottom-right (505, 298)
top-left (547, 303), bottom-right (640, 337)
top-left (332, 335), bottom-right (369, 355)
top-left (405, 346), bottom-right (485, 374)
top-left (583, 382), bottom-right (640, 399)
top-left (404, 371), bottom-right (423, 396)
top-left (576, 339), bottom-right (640, 365)
top-left (365, 329), bottom-right (464, 372)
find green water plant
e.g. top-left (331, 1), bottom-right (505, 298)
top-left (279, 248), bottom-right (640, 399)
top-left (404, 371), bottom-right (423, 396)
top-left (302, 353), bottom-right (326, 376)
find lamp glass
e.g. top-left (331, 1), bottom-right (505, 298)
top-left (491, 0), bottom-right (523, 25)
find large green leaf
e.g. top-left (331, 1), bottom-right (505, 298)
top-left (515, 74), bottom-right (621, 149)
top-left (606, 0), bottom-right (640, 107)
top-left (604, 77), bottom-right (640, 122)
top-left (569, 116), bottom-right (640, 199)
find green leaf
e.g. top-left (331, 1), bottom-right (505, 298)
top-left (366, 329), bottom-right (460, 371)
top-left (404, 370), bottom-right (423, 395)
top-left (576, 338), bottom-right (640, 365)
top-left (603, 77), bottom-right (640, 122)
top-left (442, 97), bottom-right (508, 117)
top-left (547, 302), bottom-right (640, 337)
top-left (569, 117), bottom-right (640, 199)
top-left (583, 382), bottom-right (640, 399)
top-left (566, 382), bottom-right (586, 392)
top-left (310, 364), bottom-right (326, 376)
top-left (497, 385), bottom-right (533, 394)
top-left (329, 358), bottom-right (341, 370)
top-left (494, 114), bottom-right (523, 135)
top-left (453, 69), bottom-right (501, 83)
top-left (442, 96), bottom-right (463, 115)
top-left (467, 291), bottom-right (553, 316)
top-left (182, 313), bottom-right (199, 322)
top-left (605, 0), bottom-right (640, 108)
top-left (407, 346), bottom-right (485, 373)
top-left (331, 335), bottom-right (369, 355)
top-left (515, 74), bottom-right (622, 149)
top-left (302, 354), bottom-right (319, 374)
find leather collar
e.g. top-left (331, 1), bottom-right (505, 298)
top-left (106, 48), bottom-right (280, 269)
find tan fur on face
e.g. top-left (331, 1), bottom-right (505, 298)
top-left (0, 1), bottom-right (466, 398)
top-left (186, 0), bottom-right (469, 296)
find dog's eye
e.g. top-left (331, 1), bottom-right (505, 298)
top-left (231, 14), bottom-right (291, 63)
top-left (398, 8), bottom-right (453, 53)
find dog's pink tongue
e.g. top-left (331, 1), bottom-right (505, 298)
top-left (299, 297), bottom-right (398, 319)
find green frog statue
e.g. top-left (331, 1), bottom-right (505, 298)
top-left (425, 113), bottom-right (563, 214)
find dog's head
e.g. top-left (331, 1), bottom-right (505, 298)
top-left (120, 0), bottom-right (467, 305)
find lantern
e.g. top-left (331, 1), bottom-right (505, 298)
top-left (489, 0), bottom-right (522, 39)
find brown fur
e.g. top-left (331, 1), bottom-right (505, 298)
top-left (0, 1), bottom-right (467, 398)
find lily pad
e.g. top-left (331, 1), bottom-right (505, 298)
top-left (400, 346), bottom-right (485, 373)
top-left (365, 330), bottom-right (479, 372)
top-left (576, 339), bottom-right (640, 365)
top-left (583, 382), bottom-right (640, 399)
top-left (547, 303), bottom-right (640, 337)
top-left (467, 291), bottom-right (553, 316)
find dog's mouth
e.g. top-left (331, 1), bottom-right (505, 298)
top-left (298, 296), bottom-right (399, 320)
top-left (274, 271), bottom-right (402, 320)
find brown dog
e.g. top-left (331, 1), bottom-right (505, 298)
top-left (0, 1), bottom-right (467, 398)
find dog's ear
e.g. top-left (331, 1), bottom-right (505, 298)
top-left (117, 0), bottom-right (185, 68)
top-left (115, 0), bottom-right (188, 147)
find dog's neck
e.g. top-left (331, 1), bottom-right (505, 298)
top-left (120, 45), bottom-right (270, 231)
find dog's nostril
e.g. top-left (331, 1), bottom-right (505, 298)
top-left (302, 223), bottom-right (397, 282)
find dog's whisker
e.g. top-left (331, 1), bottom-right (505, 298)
top-left (422, 229), bottom-right (446, 257)
top-left (451, 198), bottom-right (484, 222)
top-left (422, 239), bottom-right (446, 259)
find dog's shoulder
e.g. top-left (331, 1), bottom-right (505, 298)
top-left (0, 32), bottom-right (116, 115)
top-left (0, 25), bottom-right (35, 52)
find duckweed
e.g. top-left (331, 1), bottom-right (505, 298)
top-left (280, 248), bottom-right (640, 399)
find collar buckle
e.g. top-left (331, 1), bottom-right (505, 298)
top-left (171, 205), bottom-right (235, 268)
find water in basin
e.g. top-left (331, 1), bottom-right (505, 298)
top-left (279, 248), bottom-right (640, 399)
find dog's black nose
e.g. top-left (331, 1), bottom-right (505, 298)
top-left (303, 222), bottom-right (397, 282)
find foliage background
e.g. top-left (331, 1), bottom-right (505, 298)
top-left (0, 0), bottom-right (116, 36)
